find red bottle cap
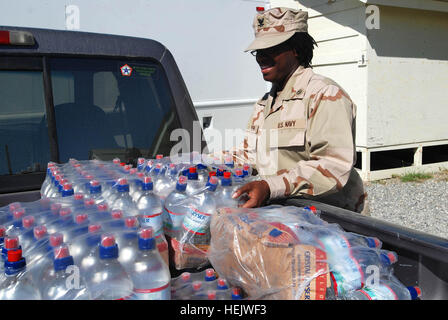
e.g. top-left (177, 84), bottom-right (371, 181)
top-left (33, 225), bottom-right (47, 239)
top-left (54, 245), bottom-right (70, 259)
top-left (88, 224), bottom-right (102, 233)
top-left (22, 215), bottom-right (35, 229)
top-left (181, 272), bottom-right (191, 282)
top-left (5, 236), bottom-right (19, 249)
top-left (50, 233), bottom-right (64, 247)
top-left (13, 208), bottom-right (26, 220)
top-left (74, 193), bottom-right (84, 200)
top-left (8, 249), bottom-right (22, 262)
top-left (192, 281), bottom-right (202, 291)
top-left (75, 214), bottom-right (88, 224)
top-left (207, 290), bottom-right (216, 300)
top-left (59, 208), bottom-right (72, 217)
top-left (97, 204), bottom-right (108, 211)
top-left (101, 234), bottom-right (116, 247)
top-left (125, 217), bottom-right (137, 228)
top-left (111, 210), bottom-right (123, 219)
top-left (139, 227), bottom-right (153, 239)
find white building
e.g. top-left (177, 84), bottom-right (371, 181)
top-left (271, 0), bottom-right (448, 180)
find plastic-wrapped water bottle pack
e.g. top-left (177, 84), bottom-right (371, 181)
top-left (0, 153), bottom-right (421, 300)
top-left (208, 205), bottom-right (422, 300)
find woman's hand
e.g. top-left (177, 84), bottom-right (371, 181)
top-left (232, 180), bottom-right (271, 208)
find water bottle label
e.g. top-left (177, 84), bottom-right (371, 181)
top-left (139, 211), bottom-right (163, 235)
top-left (360, 285), bottom-right (398, 300)
top-left (164, 207), bottom-right (186, 232)
top-left (321, 235), bottom-right (363, 294)
top-left (182, 206), bottom-right (211, 235)
top-left (131, 283), bottom-right (170, 300)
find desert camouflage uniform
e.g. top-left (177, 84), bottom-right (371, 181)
top-left (232, 65), bottom-right (366, 213)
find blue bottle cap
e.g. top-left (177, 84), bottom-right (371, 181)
top-left (99, 234), bottom-right (119, 259)
top-left (365, 237), bottom-right (381, 248)
top-left (176, 176), bottom-right (188, 192)
top-left (53, 246), bottom-right (75, 272)
top-left (187, 167), bottom-right (198, 180)
top-left (89, 180), bottom-right (102, 194)
top-left (407, 286), bottom-right (422, 300)
top-left (205, 268), bottom-right (216, 282)
top-left (141, 177), bottom-right (154, 191)
top-left (116, 179), bottom-right (130, 192)
top-left (231, 288), bottom-right (242, 300)
top-left (217, 279), bottom-right (228, 290)
top-left (4, 249), bottom-right (26, 275)
top-left (206, 176), bottom-right (218, 192)
top-left (61, 184), bottom-right (74, 197)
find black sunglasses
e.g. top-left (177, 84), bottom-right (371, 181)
top-left (250, 43), bottom-right (292, 57)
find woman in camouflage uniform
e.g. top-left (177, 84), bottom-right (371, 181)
top-left (231, 7), bottom-right (367, 213)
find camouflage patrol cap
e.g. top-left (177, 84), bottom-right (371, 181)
top-left (245, 7), bottom-right (308, 52)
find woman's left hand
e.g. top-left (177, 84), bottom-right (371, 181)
top-left (232, 180), bottom-right (271, 208)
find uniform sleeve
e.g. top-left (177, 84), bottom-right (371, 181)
top-left (263, 84), bottom-right (357, 199)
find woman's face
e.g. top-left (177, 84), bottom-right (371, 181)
top-left (254, 42), bottom-right (299, 89)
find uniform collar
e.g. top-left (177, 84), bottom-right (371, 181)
top-left (264, 66), bottom-right (314, 117)
top-left (280, 65), bottom-right (314, 100)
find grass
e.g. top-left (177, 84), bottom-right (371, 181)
top-left (394, 172), bottom-right (434, 183)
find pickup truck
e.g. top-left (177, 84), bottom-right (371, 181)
top-left (1, 26), bottom-right (447, 300)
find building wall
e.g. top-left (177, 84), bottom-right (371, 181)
top-left (365, 5), bottom-right (448, 147)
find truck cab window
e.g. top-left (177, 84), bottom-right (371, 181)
top-left (0, 70), bottom-right (50, 175)
top-left (49, 58), bottom-right (180, 163)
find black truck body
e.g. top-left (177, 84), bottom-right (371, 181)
top-left (0, 26), bottom-right (447, 300)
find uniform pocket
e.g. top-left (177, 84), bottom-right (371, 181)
top-left (269, 127), bottom-right (306, 148)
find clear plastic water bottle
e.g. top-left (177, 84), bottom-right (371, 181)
top-left (0, 225), bottom-right (5, 249)
top-left (203, 268), bottom-right (218, 291)
top-left (127, 227), bottom-right (171, 300)
top-left (40, 245), bottom-right (90, 300)
top-left (163, 176), bottom-right (189, 238)
top-left (148, 163), bottom-right (163, 184)
top-left (330, 247), bottom-right (398, 297)
top-left (27, 232), bottom-right (65, 288)
top-left (1, 235), bottom-right (21, 273)
top-left (68, 213), bottom-right (91, 239)
top-left (136, 177), bottom-right (163, 236)
top-left (137, 157), bottom-right (146, 172)
top-left (101, 180), bottom-right (118, 205)
top-left (130, 172), bottom-right (145, 202)
top-left (231, 287), bottom-right (243, 300)
top-left (344, 275), bottom-right (422, 300)
top-left (86, 180), bottom-right (106, 205)
top-left (171, 271), bottom-right (193, 298)
top-left (84, 233), bottom-right (133, 300)
top-left (40, 162), bottom-right (57, 197)
top-left (110, 178), bottom-right (138, 217)
top-left (19, 215), bottom-right (37, 252)
top-left (179, 176), bottom-right (218, 245)
top-left (0, 248), bottom-right (41, 300)
top-left (196, 164), bottom-right (209, 183)
top-left (215, 172), bottom-right (239, 208)
top-left (186, 167), bottom-right (204, 196)
top-left (73, 224), bottom-right (103, 272)
top-left (154, 168), bottom-right (177, 204)
top-left (117, 217), bottom-right (139, 271)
